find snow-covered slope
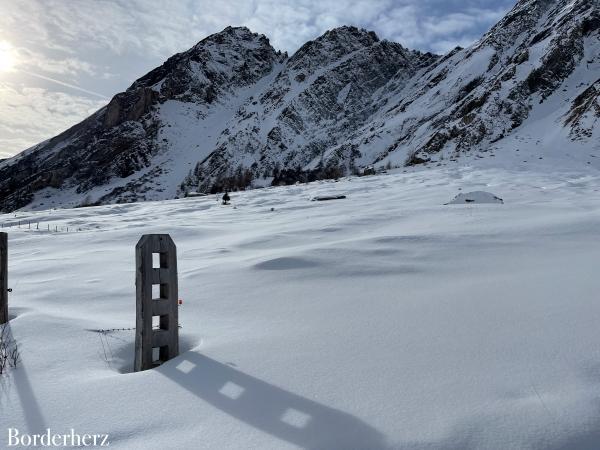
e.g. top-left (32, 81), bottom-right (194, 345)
top-left (0, 27), bottom-right (285, 211)
top-left (0, 0), bottom-right (598, 212)
top-left (348, 0), bottom-right (600, 167)
top-left (2, 163), bottom-right (600, 449)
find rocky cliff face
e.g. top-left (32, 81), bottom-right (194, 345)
top-left (192, 26), bottom-right (437, 192)
top-left (0, 0), bottom-right (598, 212)
top-left (0, 27), bottom-right (282, 210)
top-left (344, 0), bottom-right (599, 167)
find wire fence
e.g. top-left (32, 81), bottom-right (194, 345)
top-left (90, 324), bottom-right (183, 334)
top-left (0, 221), bottom-right (83, 233)
top-left (89, 325), bottom-right (183, 369)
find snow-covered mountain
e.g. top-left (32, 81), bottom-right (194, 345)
top-left (0, 0), bottom-right (598, 212)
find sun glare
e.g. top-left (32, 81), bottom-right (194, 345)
top-left (0, 41), bottom-right (16, 72)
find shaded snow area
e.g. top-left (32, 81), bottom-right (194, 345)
top-left (2, 166), bottom-right (600, 449)
top-left (446, 191), bottom-right (504, 205)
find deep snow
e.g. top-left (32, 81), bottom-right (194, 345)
top-left (1, 163), bottom-right (600, 449)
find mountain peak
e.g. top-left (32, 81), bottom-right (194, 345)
top-left (221, 25), bottom-right (253, 34)
top-left (288, 25), bottom-right (380, 72)
top-left (198, 26), bottom-right (267, 44)
top-left (191, 25), bottom-right (274, 53)
top-left (124, 25), bottom-right (278, 102)
top-left (319, 25), bottom-right (379, 45)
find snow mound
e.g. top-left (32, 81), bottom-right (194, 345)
top-left (446, 191), bottom-right (504, 204)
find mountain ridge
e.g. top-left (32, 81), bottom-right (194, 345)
top-left (0, 0), bottom-right (598, 212)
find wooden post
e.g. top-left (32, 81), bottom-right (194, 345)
top-left (0, 233), bottom-right (7, 324)
top-left (134, 234), bottom-right (179, 371)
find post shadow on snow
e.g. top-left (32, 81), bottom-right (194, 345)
top-left (547, 426), bottom-right (600, 450)
top-left (104, 333), bottom-right (198, 374)
top-left (7, 307), bottom-right (31, 321)
top-left (546, 366), bottom-right (600, 450)
top-left (2, 323), bottom-right (48, 435)
top-left (157, 352), bottom-right (388, 450)
top-left (12, 365), bottom-right (47, 435)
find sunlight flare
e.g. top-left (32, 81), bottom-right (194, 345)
top-left (0, 41), bottom-right (16, 72)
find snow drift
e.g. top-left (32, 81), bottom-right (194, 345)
top-left (2, 165), bottom-right (600, 449)
top-left (446, 191), bottom-right (504, 204)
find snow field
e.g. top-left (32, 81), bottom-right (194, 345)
top-left (1, 165), bottom-right (600, 449)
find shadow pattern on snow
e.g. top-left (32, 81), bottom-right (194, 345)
top-left (2, 323), bottom-right (48, 435)
top-left (105, 333), bottom-right (198, 374)
top-left (157, 352), bottom-right (388, 450)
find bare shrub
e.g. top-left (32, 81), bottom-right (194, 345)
top-left (0, 324), bottom-right (20, 375)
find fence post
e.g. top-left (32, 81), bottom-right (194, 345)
top-left (0, 233), bottom-right (7, 324)
top-left (134, 234), bottom-right (179, 371)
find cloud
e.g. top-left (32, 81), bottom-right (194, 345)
top-left (1, 0), bottom-right (514, 56)
top-left (0, 82), bottom-right (106, 158)
top-left (16, 47), bottom-right (98, 77)
top-left (19, 71), bottom-right (109, 99)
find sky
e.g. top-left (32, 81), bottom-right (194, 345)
top-left (0, 0), bottom-right (515, 159)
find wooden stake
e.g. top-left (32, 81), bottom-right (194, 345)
top-left (0, 233), bottom-right (8, 324)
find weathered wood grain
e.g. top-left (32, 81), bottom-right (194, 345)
top-left (134, 234), bottom-right (178, 371)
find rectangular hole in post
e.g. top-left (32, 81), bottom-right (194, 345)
top-left (152, 253), bottom-right (160, 268)
top-left (159, 345), bottom-right (169, 362)
top-left (152, 347), bottom-right (160, 364)
top-left (160, 315), bottom-right (169, 330)
top-left (160, 283), bottom-right (169, 299)
top-left (160, 252), bottom-right (168, 269)
top-left (152, 346), bottom-right (169, 365)
top-left (152, 315), bottom-right (169, 330)
top-left (152, 284), bottom-right (169, 300)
